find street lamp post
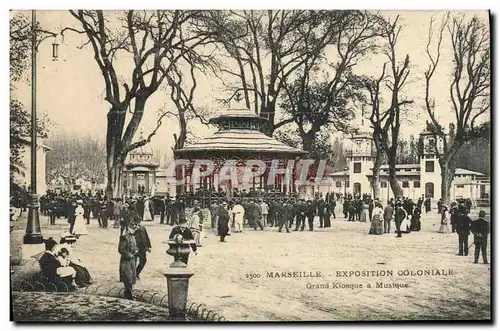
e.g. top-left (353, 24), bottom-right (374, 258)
top-left (23, 10), bottom-right (59, 245)
top-left (24, 10), bottom-right (42, 245)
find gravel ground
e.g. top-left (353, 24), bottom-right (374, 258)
top-left (10, 207), bottom-right (491, 321)
top-left (12, 292), bottom-right (170, 322)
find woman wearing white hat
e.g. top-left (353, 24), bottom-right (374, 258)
top-left (438, 205), bottom-right (450, 233)
top-left (71, 200), bottom-right (88, 237)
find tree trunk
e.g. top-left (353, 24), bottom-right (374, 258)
top-left (371, 150), bottom-right (382, 200)
top-left (301, 131), bottom-right (315, 156)
top-left (262, 102), bottom-right (276, 136)
top-left (106, 162), bottom-right (123, 198)
top-left (440, 161), bottom-right (455, 205)
top-left (388, 166), bottom-right (403, 199)
top-left (105, 107), bottom-right (127, 198)
top-left (175, 110), bottom-right (188, 150)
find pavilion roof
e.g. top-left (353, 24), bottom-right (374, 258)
top-left (174, 129), bottom-right (306, 156)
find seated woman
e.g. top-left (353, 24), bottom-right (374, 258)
top-left (39, 237), bottom-right (77, 289)
top-left (56, 233), bottom-right (93, 287)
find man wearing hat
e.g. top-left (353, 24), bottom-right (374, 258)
top-left (394, 202), bottom-right (407, 238)
top-left (217, 201), bottom-right (231, 241)
top-left (470, 210), bottom-right (489, 264)
top-left (118, 218), bottom-right (139, 300)
top-left (248, 199), bottom-right (264, 231)
top-left (169, 217), bottom-right (198, 264)
top-left (190, 201), bottom-right (203, 247)
top-left (456, 204), bottom-right (472, 256)
top-left (231, 200), bottom-right (245, 233)
top-left (132, 217), bottom-right (152, 280)
top-left (259, 198), bottom-right (269, 227)
top-left (277, 200), bottom-right (291, 233)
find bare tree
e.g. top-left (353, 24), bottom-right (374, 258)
top-left (209, 10), bottom-right (375, 135)
top-left (279, 10), bottom-right (384, 154)
top-left (67, 10), bottom-right (214, 197)
top-left (424, 14), bottom-right (490, 204)
top-left (363, 16), bottom-right (413, 199)
top-left (46, 133), bottom-right (106, 190)
top-left (363, 65), bottom-right (386, 200)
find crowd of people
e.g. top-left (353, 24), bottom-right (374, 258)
top-left (24, 188), bottom-right (489, 299)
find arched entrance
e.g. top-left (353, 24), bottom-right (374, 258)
top-left (425, 182), bottom-right (434, 198)
top-left (353, 182), bottom-right (361, 196)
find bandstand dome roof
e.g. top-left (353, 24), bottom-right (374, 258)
top-left (175, 108), bottom-right (306, 156)
top-left (130, 166), bottom-right (152, 172)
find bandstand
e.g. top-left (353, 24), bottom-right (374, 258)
top-left (123, 134), bottom-right (159, 197)
top-left (173, 108), bottom-right (306, 202)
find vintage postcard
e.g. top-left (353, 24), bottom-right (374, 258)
top-left (9, 9), bottom-right (491, 322)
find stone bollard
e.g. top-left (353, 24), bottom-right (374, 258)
top-left (164, 235), bottom-right (195, 320)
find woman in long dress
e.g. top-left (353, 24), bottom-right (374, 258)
top-left (410, 207), bottom-right (422, 231)
top-left (360, 202), bottom-right (369, 222)
top-left (142, 198), bottom-right (153, 221)
top-left (400, 209), bottom-right (411, 233)
top-left (57, 233), bottom-right (93, 286)
top-left (438, 205), bottom-right (450, 233)
top-left (369, 202), bottom-right (384, 235)
top-left (71, 200), bottom-right (88, 237)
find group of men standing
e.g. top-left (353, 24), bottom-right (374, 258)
top-left (206, 196), bottom-right (337, 237)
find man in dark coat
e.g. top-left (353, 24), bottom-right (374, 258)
top-left (348, 198), bottom-right (356, 222)
top-left (136, 198), bottom-right (145, 220)
top-left (48, 198), bottom-right (57, 225)
top-left (248, 200), bottom-right (264, 231)
top-left (99, 198), bottom-right (108, 228)
top-left (217, 201), bottom-right (230, 242)
top-left (277, 200), bottom-right (291, 233)
top-left (456, 204), bottom-right (472, 256)
top-left (356, 198), bottom-right (363, 221)
top-left (470, 210), bottom-right (489, 264)
top-left (417, 197), bottom-right (424, 213)
top-left (330, 198), bottom-right (336, 220)
top-left (119, 219), bottom-right (138, 300)
top-left (168, 218), bottom-right (198, 264)
top-left (465, 199), bottom-right (472, 215)
top-left (368, 198), bottom-right (374, 221)
top-left (164, 197), bottom-right (172, 225)
top-left (424, 197), bottom-right (431, 213)
top-left (158, 197), bottom-right (166, 224)
top-left (317, 199), bottom-right (326, 228)
top-left (450, 203), bottom-right (459, 233)
top-left (305, 200), bottom-right (316, 231)
top-left (294, 199), bottom-right (307, 231)
top-left (268, 200), bottom-right (279, 227)
top-left (169, 217), bottom-right (198, 265)
top-left (343, 198), bottom-right (349, 219)
top-left (83, 198), bottom-right (92, 225)
top-left (383, 202), bottom-right (394, 234)
top-left (394, 202), bottom-right (407, 238)
top-left (67, 201), bottom-right (77, 233)
top-left (132, 215), bottom-right (152, 280)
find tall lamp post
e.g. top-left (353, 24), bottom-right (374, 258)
top-left (23, 10), bottom-right (59, 245)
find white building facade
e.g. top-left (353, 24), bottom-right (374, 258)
top-left (329, 131), bottom-right (490, 204)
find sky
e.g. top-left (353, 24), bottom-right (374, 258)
top-left (11, 10), bottom-right (490, 160)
